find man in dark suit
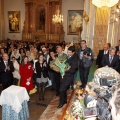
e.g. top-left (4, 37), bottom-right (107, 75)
top-left (96, 43), bottom-right (110, 68)
top-left (57, 46), bottom-right (78, 108)
top-left (115, 40), bottom-right (120, 53)
top-left (54, 45), bottom-right (67, 96)
top-left (0, 53), bottom-right (14, 90)
top-left (102, 47), bottom-right (119, 71)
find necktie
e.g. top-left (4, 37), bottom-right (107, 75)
top-left (109, 56), bottom-right (113, 64)
top-left (5, 61), bottom-right (8, 66)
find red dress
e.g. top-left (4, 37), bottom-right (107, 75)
top-left (19, 63), bottom-right (34, 90)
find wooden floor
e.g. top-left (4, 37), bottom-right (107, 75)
top-left (39, 90), bottom-right (73, 120)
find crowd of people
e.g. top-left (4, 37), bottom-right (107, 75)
top-left (0, 39), bottom-right (120, 108)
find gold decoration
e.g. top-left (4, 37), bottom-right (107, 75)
top-left (75, 88), bottom-right (84, 96)
top-left (64, 111), bottom-right (73, 120)
top-left (83, 11), bottom-right (89, 22)
top-left (29, 88), bottom-right (37, 95)
top-left (52, 5), bottom-right (63, 25)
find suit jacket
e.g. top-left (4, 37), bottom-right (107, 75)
top-left (101, 54), bottom-right (119, 71)
top-left (96, 50), bottom-right (108, 68)
top-left (115, 46), bottom-right (120, 53)
top-left (35, 60), bottom-right (49, 78)
top-left (60, 53), bottom-right (78, 91)
top-left (0, 60), bottom-right (14, 84)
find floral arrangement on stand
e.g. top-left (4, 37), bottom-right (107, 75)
top-left (71, 98), bottom-right (85, 120)
top-left (64, 88), bottom-right (86, 120)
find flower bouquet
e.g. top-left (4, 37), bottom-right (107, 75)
top-left (50, 53), bottom-right (71, 78)
top-left (71, 98), bottom-right (85, 120)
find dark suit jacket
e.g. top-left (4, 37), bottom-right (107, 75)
top-left (101, 54), bottom-right (119, 71)
top-left (35, 60), bottom-right (49, 78)
top-left (78, 47), bottom-right (94, 67)
top-left (60, 53), bottom-right (78, 91)
top-left (115, 46), bottom-right (120, 53)
top-left (96, 50), bottom-right (108, 68)
top-left (0, 60), bottom-right (14, 85)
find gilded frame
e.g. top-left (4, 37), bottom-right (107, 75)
top-left (67, 10), bottom-right (83, 35)
top-left (8, 11), bottom-right (20, 33)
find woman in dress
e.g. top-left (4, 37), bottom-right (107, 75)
top-left (35, 53), bottom-right (49, 100)
top-left (19, 56), bottom-right (34, 92)
top-left (10, 47), bottom-right (21, 63)
top-left (19, 48), bottom-right (25, 60)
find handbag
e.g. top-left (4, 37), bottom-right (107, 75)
top-left (32, 73), bottom-right (37, 82)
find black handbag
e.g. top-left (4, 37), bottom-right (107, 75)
top-left (32, 73), bottom-right (37, 82)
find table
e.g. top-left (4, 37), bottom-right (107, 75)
top-left (0, 85), bottom-right (30, 120)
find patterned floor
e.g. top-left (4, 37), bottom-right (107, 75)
top-left (39, 90), bottom-right (73, 120)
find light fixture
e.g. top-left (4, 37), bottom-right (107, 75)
top-left (109, 4), bottom-right (120, 24)
top-left (116, 5), bottom-right (120, 13)
top-left (52, 5), bottom-right (63, 25)
top-left (92, 0), bottom-right (119, 9)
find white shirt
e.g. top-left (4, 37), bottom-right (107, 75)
top-left (4, 61), bottom-right (8, 66)
top-left (104, 50), bottom-right (108, 55)
top-left (80, 51), bottom-right (84, 60)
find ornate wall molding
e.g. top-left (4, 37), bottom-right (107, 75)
top-left (93, 8), bottom-right (110, 57)
top-left (23, 0), bottom-right (64, 43)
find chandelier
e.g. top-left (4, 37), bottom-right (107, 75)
top-left (92, 0), bottom-right (119, 9)
top-left (52, 6), bottom-right (63, 25)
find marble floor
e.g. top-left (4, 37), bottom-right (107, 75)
top-left (0, 86), bottom-right (56, 120)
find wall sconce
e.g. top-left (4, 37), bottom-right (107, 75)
top-left (116, 5), bottom-right (120, 12)
top-left (109, 18), bottom-right (118, 23)
top-left (83, 11), bottom-right (89, 23)
top-left (109, 4), bottom-right (120, 24)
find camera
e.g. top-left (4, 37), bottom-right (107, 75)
top-left (82, 107), bottom-right (99, 118)
top-left (83, 50), bottom-right (90, 56)
top-left (99, 78), bottom-right (116, 87)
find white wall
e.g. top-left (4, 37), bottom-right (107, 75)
top-left (4, 0), bottom-right (25, 40)
top-left (62, 0), bottom-right (84, 43)
top-left (0, 0), bottom-right (4, 40)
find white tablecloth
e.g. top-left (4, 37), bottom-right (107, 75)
top-left (0, 85), bottom-right (30, 113)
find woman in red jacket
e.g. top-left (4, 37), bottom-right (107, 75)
top-left (20, 56), bottom-right (34, 92)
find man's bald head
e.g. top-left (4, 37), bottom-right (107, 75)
top-left (56, 46), bottom-right (63, 54)
top-left (3, 53), bottom-right (9, 61)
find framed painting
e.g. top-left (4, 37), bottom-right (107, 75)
top-left (67, 10), bottom-right (83, 35)
top-left (8, 11), bottom-right (20, 33)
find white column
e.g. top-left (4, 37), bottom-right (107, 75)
top-left (107, 5), bottom-right (120, 46)
top-left (81, 0), bottom-right (89, 40)
top-left (87, 0), bottom-right (96, 49)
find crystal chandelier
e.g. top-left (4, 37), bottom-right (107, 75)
top-left (92, 0), bottom-right (119, 9)
top-left (52, 6), bottom-right (63, 25)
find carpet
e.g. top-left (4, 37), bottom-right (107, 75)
top-left (76, 63), bottom-right (97, 82)
top-left (38, 90), bottom-right (73, 120)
